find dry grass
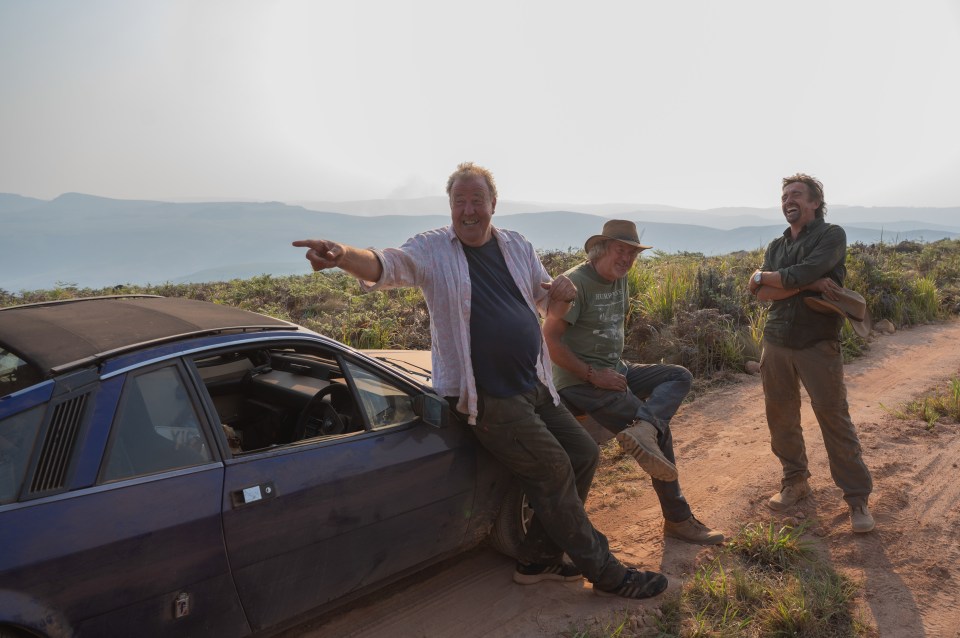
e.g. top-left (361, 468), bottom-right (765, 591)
top-left (4, 239), bottom-right (960, 380)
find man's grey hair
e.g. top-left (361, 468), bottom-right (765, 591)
top-left (587, 239), bottom-right (610, 262)
top-left (446, 161), bottom-right (498, 200)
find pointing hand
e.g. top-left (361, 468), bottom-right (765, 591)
top-left (292, 239), bottom-right (344, 271)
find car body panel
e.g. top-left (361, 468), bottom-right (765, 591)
top-left (0, 297), bottom-right (518, 637)
top-left (69, 375), bottom-right (124, 486)
top-left (0, 380), bottom-right (53, 420)
top-left (1, 467), bottom-right (246, 637)
top-left (221, 422), bottom-right (478, 630)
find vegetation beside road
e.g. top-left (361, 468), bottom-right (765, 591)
top-left (885, 375), bottom-right (960, 431)
top-left (567, 522), bottom-right (869, 638)
top-left (5, 238), bottom-right (959, 386)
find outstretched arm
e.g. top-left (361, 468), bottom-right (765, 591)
top-left (292, 239), bottom-right (383, 282)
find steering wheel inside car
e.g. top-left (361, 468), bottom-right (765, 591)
top-left (295, 384), bottom-right (353, 440)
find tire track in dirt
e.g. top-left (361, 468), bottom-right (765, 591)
top-left (817, 321), bottom-right (960, 637)
top-left (866, 429), bottom-right (960, 638)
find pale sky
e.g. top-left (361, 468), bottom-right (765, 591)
top-left (1, 0), bottom-right (958, 210)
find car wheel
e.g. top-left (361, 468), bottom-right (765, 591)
top-left (487, 483), bottom-right (533, 559)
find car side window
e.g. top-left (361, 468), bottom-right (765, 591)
top-left (0, 346), bottom-right (43, 398)
top-left (192, 345), bottom-right (374, 453)
top-left (101, 366), bottom-right (212, 482)
top-left (343, 361), bottom-right (416, 429)
top-left (0, 405), bottom-right (44, 504)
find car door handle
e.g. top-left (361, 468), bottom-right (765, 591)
top-left (230, 481), bottom-right (276, 508)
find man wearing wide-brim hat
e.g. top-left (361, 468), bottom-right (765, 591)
top-left (543, 219), bottom-right (724, 545)
top-left (748, 173), bottom-right (875, 534)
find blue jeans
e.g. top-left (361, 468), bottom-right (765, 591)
top-left (559, 363), bottom-right (694, 522)
top-left (464, 382), bottom-right (626, 590)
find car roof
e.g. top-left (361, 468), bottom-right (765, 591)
top-left (0, 295), bottom-right (296, 376)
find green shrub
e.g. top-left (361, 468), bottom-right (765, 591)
top-left (5, 239), bottom-right (959, 383)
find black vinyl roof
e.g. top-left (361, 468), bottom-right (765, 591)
top-left (0, 296), bottom-right (295, 376)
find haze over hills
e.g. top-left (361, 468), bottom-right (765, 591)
top-left (291, 196), bottom-right (960, 231)
top-left (2, 192), bottom-right (958, 292)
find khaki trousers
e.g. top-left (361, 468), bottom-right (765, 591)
top-left (760, 339), bottom-right (872, 507)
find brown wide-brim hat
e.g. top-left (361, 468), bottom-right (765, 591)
top-left (804, 288), bottom-right (872, 339)
top-left (584, 219), bottom-right (653, 253)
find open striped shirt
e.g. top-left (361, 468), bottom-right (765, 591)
top-left (359, 225), bottom-right (561, 424)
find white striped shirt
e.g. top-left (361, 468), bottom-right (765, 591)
top-left (359, 225), bottom-right (561, 423)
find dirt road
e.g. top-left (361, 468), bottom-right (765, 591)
top-left (293, 320), bottom-right (960, 638)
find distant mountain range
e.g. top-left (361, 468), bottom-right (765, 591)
top-left (2, 192), bottom-right (958, 292)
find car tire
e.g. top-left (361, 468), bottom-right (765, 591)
top-left (487, 483), bottom-right (532, 559)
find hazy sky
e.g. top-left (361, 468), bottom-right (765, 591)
top-left (2, 0), bottom-right (958, 210)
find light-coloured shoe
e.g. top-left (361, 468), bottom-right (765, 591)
top-left (851, 505), bottom-right (875, 533)
top-left (767, 480), bottom-right (811, 511)
top-left (615, 420), bottom-right (678, 482)
top-left (663, 515), bottom-right (725, 545)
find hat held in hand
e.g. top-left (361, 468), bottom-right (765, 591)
top-left (804, 288), bottom-right (872, 339)
top-left (585, 220), bottom-right (653, 253)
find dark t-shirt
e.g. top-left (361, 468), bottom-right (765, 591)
top-left (463, 239), bottom-right (541, 397)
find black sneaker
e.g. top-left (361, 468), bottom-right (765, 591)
top-left (594, 568), bottom-right (668, 599)
top-left (513, 560), bottom-right (584, 585)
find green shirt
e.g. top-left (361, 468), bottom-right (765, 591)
top-left (552, 262), bottom-right (628, 390)
top-left (761, 217), bottom-right (845, 349)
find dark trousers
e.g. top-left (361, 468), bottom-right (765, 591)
top-left (559, 363), bottom-right (694, 522)
top-left (760, 339), bottom-right (872, 506)
top-left (464, 382), bottom-right (626, 590)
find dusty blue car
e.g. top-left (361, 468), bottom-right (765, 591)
top-left (0, 296), bottom-right (526, 637)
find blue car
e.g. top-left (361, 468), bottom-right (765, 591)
top-left (0, 296), bottom-right (527, 637)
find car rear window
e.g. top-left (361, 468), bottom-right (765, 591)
top-left (1, 346), bottom-right (43, 398)
top-left (0, 405), bottom-right (44, 504)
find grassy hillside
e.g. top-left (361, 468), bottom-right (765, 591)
top-left (4, 238), bottom-right (958, 385)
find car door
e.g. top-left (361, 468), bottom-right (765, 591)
top-left (209, 344), bottom-right (479, 633)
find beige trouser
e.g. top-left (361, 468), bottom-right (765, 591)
top-left (760, 339), bottom-right (872, 507)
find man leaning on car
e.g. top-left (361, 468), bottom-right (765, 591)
top-left (293, 162), bottom-right (668, 600)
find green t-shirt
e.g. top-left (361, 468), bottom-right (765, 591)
top-left (552, 262), bottom-right (628, 391)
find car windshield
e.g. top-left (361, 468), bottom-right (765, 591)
top-left (371, 356), bottom-right (432, 384)
top-left (0, 345), bottom-right (43, 397)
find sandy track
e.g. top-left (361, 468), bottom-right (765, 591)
top-left (288, 320), bottom-right (960, 638)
